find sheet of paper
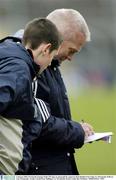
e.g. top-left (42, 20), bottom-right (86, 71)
top-left (84, 132), bottom-right (113, 144)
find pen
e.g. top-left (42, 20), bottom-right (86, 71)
top-left (81, 119), bottom-right (85, 123)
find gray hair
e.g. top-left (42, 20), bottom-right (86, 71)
top-left (47, 9), bottom-right (91, 42)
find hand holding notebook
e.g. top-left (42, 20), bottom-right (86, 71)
top-left (84, 132), bottom-right (113, 144)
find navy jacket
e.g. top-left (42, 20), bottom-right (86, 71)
top-left (0, 37), bottom-right (42, 174)
top-left (30, 60), bottom-right (85, 175)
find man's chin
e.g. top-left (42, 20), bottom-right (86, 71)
top-left (59, 57), bottom-right (66, 63)
top-left (55, 55), bottom-right (66, 63)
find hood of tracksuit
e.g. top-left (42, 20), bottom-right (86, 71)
top-left (0, 36), bottom-right (40, 79)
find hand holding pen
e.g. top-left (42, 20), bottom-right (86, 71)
top-left (80, 119), bottom-right (94, 139)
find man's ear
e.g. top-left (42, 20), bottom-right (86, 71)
top-left (42, 43), bottom-right (52, 55)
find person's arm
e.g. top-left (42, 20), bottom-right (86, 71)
top-left (0, 58), bottom-right (29, 111)
top-left (39, 115), bottom-right (85, 149)
top-left (32, 94), bottom-right (85, 149)
top-left (32, 72), bottom-right (93, 149)
top-left (0, 63), bottom-right (16, 113)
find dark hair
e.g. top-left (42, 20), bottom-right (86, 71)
top-left (22, 18), bottom-right (61, 52)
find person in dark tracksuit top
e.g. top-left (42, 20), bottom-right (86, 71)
top-left (27, 9), bottom-right (94, 175)
top-left (0, 18), bottom-right (61, 175)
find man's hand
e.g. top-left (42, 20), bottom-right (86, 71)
top-left (80, 122), bottom-right (94, 139)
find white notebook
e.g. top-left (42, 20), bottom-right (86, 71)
top-left (84, 132), bottom-right (113, 144)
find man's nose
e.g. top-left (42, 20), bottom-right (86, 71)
top-left (67, 56), bottom-right (72, 61)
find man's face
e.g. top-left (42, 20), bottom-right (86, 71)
top-left (56, 31), bottom-right (86, 63)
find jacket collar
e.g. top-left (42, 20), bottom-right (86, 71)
top-left (51, 58), bottom-right (60, 68)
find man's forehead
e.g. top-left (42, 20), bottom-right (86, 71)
top-left (68, 40), bottom-right (81, 52)
top-left (73, 32), bottom-right (86, 48)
